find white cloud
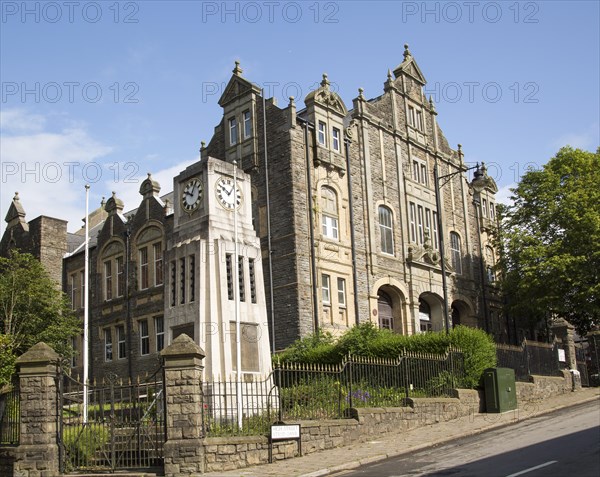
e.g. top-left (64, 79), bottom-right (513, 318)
top-left (0, 109), bottom-right (113, 236)
top-left (552, 122), bottom-right (599, 151)
top-left (495, 183), bottom-right (515, 206)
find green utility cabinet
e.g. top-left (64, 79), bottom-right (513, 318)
top-left (483, 367), bottom-right (517, 413)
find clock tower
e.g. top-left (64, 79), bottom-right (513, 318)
top-left (166, 156), bottom-right (272, 380)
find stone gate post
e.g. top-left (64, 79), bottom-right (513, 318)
top-left (551, 318), bottom-right (581, 390)
top-left (14, 342), bottom-right (60, 477)
top-left (161, 333), bottom-right (206, 477)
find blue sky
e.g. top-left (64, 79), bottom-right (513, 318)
top-left (1, 0), bottom-right (599, 236)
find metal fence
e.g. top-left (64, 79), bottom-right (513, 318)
top-left (203, 349), bottom-right (465, 436)
top-left (575, 346), bottom-right (590, 387)
top-left (496, 340), bottom-right (563, 382)
top-left (0, 379), bottom-right (19, 445)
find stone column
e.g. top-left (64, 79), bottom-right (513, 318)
top-left (161, 333), bottom-right (206, 477)
top-left (551, 318), bottom-right (580, 390)
top-left (14, 342), bottom-right (60, 477)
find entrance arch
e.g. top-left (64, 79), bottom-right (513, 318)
top-left (451, 299), bottom-right (477, 328)
top-left (418, 293), bottom-right (444, 332)
top-left (374, 284), bottom-right (407, 334)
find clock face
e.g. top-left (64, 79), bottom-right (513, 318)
top-left (181, 177), bottom-right (202, 213)
top-left (215, 176), bottom-right (242, 210)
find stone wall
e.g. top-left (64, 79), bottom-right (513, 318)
top-left (0, 446), bottom-right (16, 476)
top-left (516, 371), bottom-right (572, 402)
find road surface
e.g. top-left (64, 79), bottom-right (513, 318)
top-left (332, 400), bottom-right (600, 477)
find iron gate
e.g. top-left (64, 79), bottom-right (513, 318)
top-left (57, 370), bottom-right (165, 473)
top-left (575, 346), bottom-right (590, 387)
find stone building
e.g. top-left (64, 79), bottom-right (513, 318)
top-left (1, 46), bottom-right (505, 379)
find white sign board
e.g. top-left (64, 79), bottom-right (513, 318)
top-left (558, 348), bottom-right (566, 362)
top-left (271, 424), bottom-right (300, 440)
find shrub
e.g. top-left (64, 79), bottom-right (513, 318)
top-left (448, 326), bottom-right (497, 388)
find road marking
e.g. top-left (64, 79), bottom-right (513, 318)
top-left (505, 460), bottom-right (558, 477)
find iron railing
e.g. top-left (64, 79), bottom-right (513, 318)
top-left (202, 349), bottom-right (465, 436)
top-left (58, 370), bottom-right (165, 473)
top-left (0, 379), bottom-right (19, 445)
top-left (496, 340), bottom-right (563, 381)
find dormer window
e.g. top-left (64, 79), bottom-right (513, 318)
top-left (408, 105), bottom-right (424, 131)
top-left (318, 121), bottom-right (327, 146)
top-left (416, 109), bottom-right (424, 131)
top-left (229, 117), bottom-right (238, 145)
top-left (243, 110), bottom-right (252, 139)
top-left (408, 105), bottom-right (416, 128)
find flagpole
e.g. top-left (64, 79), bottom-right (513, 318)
top-left (233, 160), bottom-right (242, 430)
top-left (83, 184), bottom-right (90, 423)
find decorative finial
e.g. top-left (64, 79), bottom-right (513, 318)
top-left (321, 73), bottom-right (330, 89)
top-left (387, 69), bottom-right (393, 80)
top-left (429, 95), bottom-right (436, 112)
top-left (233, 159), bottom-right (238, 167)
top-left (101, 196), bottom-right (106, 206)
top-left (201, 141), bottom-right (206, 149)
top-left (112, 191), bottom-right (117, 198)
top-left (233, 60), bottom-right (243, 76)
top-left (289, 96), bottom-right (295, 106)
top-left (147, 172), bottom-right (152, 179)
top-left (404, 43), bottom-right (411, 59)
top-left (358, 87), bottom-right (364, 99)
top-left (13, 192), bottom-right (19, 201)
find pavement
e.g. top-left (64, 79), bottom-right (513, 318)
top-left (202, 387), bottom-right (600, 477)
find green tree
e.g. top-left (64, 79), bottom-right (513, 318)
top-left (0, 250), bottom-right (81, 385)
top-left (500, 146), bottom-right (600, 335)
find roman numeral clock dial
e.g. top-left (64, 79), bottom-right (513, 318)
top-left (181, 177), bottom-right (202, 213)
top-left (215, 176), bottom-right (242, 210)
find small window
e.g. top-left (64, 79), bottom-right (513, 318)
top-left (243, 110), bottom-right (252, 139)
top-left (416, 109), bottom-right (424, 131)
top-left (179, 257), bottom-right (186, 304)
top-left (450, 232), bottom-right (462, 274)
top-left (226, 254), bottom-right (234, 300)
top-left (80, 270), bottom-right (85, 308)
top-left (154, 243), bottom-right (163, 286)
top-left (432, 211), bottom-right (439, 250)
top-left (155, 316), bottom-right (165, 352)
top-left (412, 161), bottom-right (419, 181)
top-left (70, 273), bottom-right (77, 310)
top-left (486, 246), bottom-right (496, 282)
top-left (139, 319), bottom-right (149, 356)
top-left (482, 198), bottom-right (488, 217)
top-left (117, 325), bottom-right (126, 359)
top-left (420, 163), bottom-right (427, 185)
top-left (417, 206), bottom-right (425, 244)
top-left (140, 247), bottom-right (149, 289)
top-left (490, 203), bottom-right (496, 221)
top-left (322, 274), bottom-right (331, 305)
top-left (318, 121), bottom-right (327, 146)
top-left (104, 329), bottom-right (113, 362)
top-left (170, 261), bottom-right (176, 307)
top-left (249, 258), bottom-right (257, 304)
top-left (337, 277), bottom-right (346, 308)
top-left (378, 205), bottom-right (394, 255)
top-left (229, 117), bottom-right (238, 145)
top-left (409, 203), bottom-right (417, 243)
top-left (104, 261), bottom-right (113, 301)
top-left (332, 127), bottom-right (341, 152)
top-left (189, 254), bottom-right (195, 302)
top-left (408, 105), bottom-right (416, 127)
top-left (116, 256), bottom-right (124, 297)
top-left (238, 256), bottom-right (245, 302)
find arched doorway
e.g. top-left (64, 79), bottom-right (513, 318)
top-left (418, 293), bottom-right (444, 332)
top-left (377, 291), bottom-right (394, 330)
top-left (452, 305), bottom-right (461, 327)
top-left (451, 299), bottom-right (477, 328)
top-left (419, 299), bottom-right (432, 332)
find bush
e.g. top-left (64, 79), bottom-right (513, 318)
top-left (62, 424), bottom-right (109, 469)
top-left (276, 324), bottom-right (497, 388)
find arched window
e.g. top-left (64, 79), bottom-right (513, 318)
top-left (136, 226), bottom-right (163, 290)
top-left (101, 241), bottom-right (124, 301)
top-left (450, 232), bottom-right (462, 275)
top-left (321, 186), bottom-right (339, 240)
top-left (378, 205), bottom-right (394, 255)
